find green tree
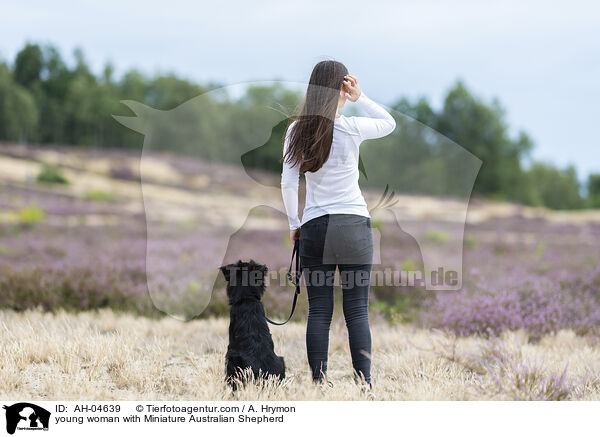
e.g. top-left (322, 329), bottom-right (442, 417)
top-left (13, 43), bottom-right (43, 87)
top-left (0, 62), bottom-right (38, 141)
top-left (587, 173), bottom-right (600, 208)
top-left (526, 163), bottom-right (583, 209)
top-left (36, 45), bottom-right (72, 143)
top-left (435, 81), bottom-right (532, 199)
top-left (146, 75), bottom-right (205, 110)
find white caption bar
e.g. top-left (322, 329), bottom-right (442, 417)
top-left (0, 401), bottom-right (596, 436)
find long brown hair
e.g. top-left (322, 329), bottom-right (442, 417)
top-left (283, 60), bottom-right (348, 173)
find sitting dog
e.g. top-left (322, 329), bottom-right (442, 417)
top-left (220, 260), bottom-right (285, 389)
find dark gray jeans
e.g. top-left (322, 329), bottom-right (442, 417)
top-left (299, 214), bottom-right (373, 383)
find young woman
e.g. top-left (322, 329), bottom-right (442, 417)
top-left (280, 60), bottom-right (396, 386)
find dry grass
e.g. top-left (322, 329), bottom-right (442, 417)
top-left (1, 309), bottom-right (599, 401)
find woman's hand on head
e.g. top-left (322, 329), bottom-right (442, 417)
top-left (343, 75), bottom-right (361, 102)
top-left (290, 228), bottom-right (300, 242)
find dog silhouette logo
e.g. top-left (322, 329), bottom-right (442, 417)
top-left (114, 81), bottom-right (481, 319)
top-left (3, 403), bottom-right (50, 434)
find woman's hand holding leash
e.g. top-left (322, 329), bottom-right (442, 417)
top-left (290, 228), bottom-right (300, 242)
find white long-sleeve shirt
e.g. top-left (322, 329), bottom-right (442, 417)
top-left (281, 93), bottom-right (396, 230)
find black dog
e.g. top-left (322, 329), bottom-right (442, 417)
top-left (220, 260), bottom-right (285, 389)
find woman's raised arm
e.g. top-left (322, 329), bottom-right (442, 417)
top-left (343, 74), bottom-right (396, 141)
top-left (353, 93), bottom-right (396, 141)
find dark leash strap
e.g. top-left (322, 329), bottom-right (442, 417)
top-left (266, 240), bottom-right (300, 326)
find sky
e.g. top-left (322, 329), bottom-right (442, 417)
top-left (2, 0), bottom-right (599, 180)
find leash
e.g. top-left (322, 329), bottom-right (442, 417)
top-left (266, 240), bottom-right (300, 326)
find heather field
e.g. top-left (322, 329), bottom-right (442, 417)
top-left (1, 143), bottom-right (599, 400)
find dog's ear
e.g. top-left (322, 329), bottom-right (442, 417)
top-left (248, 260), bottom-right (268, 278)
top-left (247, 260), bottom-right (267, 299)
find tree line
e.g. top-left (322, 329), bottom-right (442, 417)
top-left (0, 42), bottom-right (598, 209)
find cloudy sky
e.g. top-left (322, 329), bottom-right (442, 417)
top-left (2, 0), bottom-right (598, 179)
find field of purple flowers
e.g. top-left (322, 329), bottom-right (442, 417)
top-left (1, 143), bottom-right (599, 343)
